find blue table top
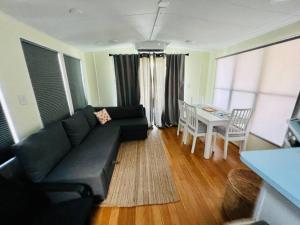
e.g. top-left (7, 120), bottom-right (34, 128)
top-left (241, 148), bottom-right (300, 208)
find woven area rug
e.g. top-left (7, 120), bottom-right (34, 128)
top-left (102, 130), bottom-right (180, 207)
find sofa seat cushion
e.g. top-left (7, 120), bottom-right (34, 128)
top-left (44, 126), bottom-right (121, 198)
top-left (14, 122), bottom-right (71, 182)
top-left (81, 105), bottom-right (97, 128)
top-left (62, 111), bottom-right (91, 146)
top-left (105, 117), bottom-right (148, 141)
top-left (215, 126), bottom-right (245, 137)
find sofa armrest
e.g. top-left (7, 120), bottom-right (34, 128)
top-left (33, 182), bottom-right (93, 198)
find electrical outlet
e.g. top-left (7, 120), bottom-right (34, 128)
top-left (17, 95), bottom-right (28, 106)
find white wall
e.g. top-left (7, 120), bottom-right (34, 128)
top-left (84, 53), bottom-right (100, 106)
top-left (0, 11), bottom-right (86, 140)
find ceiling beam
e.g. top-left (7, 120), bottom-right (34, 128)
top-left (149, 0), bottom-right (170, 40)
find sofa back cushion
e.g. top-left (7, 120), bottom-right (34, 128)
top-left (13, 122), bottom-right (71, 182)
top-left (62, 111), bottom-right (90, 146)
top-left (81, 105), bottom-right (97, 128)
top-left (96, 105), bottom-right (145, 120)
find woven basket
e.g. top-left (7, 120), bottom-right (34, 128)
top-left (223, 168), bottom-right (262, 220)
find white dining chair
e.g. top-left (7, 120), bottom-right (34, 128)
top-left (184, 103), bottom-right (208, 153)
top-left (177, 100), bottom-right (187, 140)
top-left (214, 108), bottom-right (253, 159)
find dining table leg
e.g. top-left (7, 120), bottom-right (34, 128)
top-left (204, 124), bottom-right (213, 159)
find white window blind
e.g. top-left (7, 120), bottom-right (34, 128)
top-left (213, 56), bottom-right (236, 110)
top-left (213, 39), bottom-right (300, 146)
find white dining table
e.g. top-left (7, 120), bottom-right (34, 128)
top-left (195, 105), bottom-right (229, 159)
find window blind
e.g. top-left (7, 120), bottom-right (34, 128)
top-left (21, 41), bottom-right (70, 125)
top-left (0, 103), bottom-right (14, 164)
top-left (63, 55), bottom-right (87, 110)
top-left (213, 39), bottom-right (300, 146)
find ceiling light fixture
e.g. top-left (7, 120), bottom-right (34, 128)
top-left (158, 0), bottom-right (170, 8)
top-left (109, 40), bottom-right (119, 43)
top-left (185, 40), bottom-right (197, 45)
top-left (68, 8), bottom-right (83, 15)
top-left (270, 0), bottom-right (290, 4)
top-left (95, 40), bottom-right (119, 45)
top-left (95, 41), bottom-right (104, 45)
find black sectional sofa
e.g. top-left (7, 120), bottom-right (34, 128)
top-left (13, 105), bottom-right (148, 200)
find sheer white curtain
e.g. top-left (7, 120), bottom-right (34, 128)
top-left (139, 55), bottom-right (166, 127)
top-left (139, 56), bottom-right (153, 127)
top-left (153, 55), bottom-right (166, 127)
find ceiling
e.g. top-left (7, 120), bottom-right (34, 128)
top-left (1, 0), bottom-right (300, 51)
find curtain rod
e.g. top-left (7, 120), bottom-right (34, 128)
top-left (108, 53), bottom-right (189, 56)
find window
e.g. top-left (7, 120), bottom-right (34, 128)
top-left (63, 55), bottom-right (87, 110)
top-left (214, 39), bottom-right (300, 146)
top-left (21, 41), bottom-right (70, 126)
top-left (0, 103), bottom-right (14, 164)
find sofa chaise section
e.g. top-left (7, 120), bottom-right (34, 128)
top-left (96, 105), bottom-right (148, 141)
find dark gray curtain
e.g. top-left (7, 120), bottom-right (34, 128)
top-left (113, 55), bottom-right (140, 106)
top-left (163, 54), bottom-right (185, 126)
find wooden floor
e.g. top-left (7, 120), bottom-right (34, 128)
top-left (91, 127), bottom-right (247, 225)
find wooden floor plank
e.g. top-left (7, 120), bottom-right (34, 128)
top-left (95, 207), bottom-right (111, 225)
top-left (91, 127), bottom-right (246, 225)
top-left (108, 208), bottom-right (119, 225)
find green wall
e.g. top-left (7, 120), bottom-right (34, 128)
top-left (165, 48), bottom-right (210, 105)
top-left (0, 11), bottom-right (88, 140)
top-left (92, 47), bottom-right (136, 106)
top-left (87, 47), bottom-right (210, 107)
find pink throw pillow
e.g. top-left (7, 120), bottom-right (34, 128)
top-left (94, 108), bottom-right (112, 124)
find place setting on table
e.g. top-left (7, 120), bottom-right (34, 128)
top-left (196, 105), bottom-right (230, 119)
